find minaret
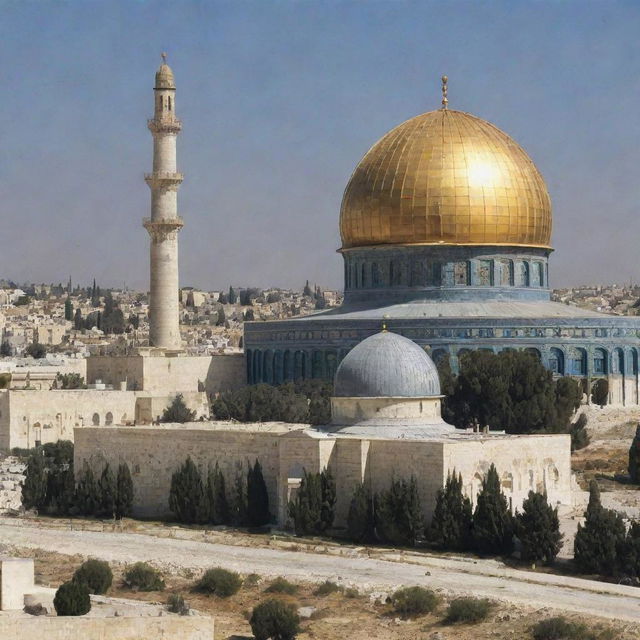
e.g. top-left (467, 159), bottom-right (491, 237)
top-left (144, 54), bottom-right (183, 351)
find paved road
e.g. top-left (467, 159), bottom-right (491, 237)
top-left (2, 518), bottom-right (640, 623)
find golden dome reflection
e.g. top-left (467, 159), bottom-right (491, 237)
top-left (339, 109), bottom-right (552, 250)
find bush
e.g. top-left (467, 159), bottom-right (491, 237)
top-left (629, 424), bottom-right (640, 483)
top-left (591, 379), bottom-right (609, 407)
top-left (344, 587), bottom-right (359, 598)
top-left (429, 471), bottom-right (472, 551)
top-left (195, 568), bottom-right (242, 598)
top-left (53, 581), bottom-right (91, 616)
top-left (26, 342), bottom-right (47, 359)
top-left (390, 586), bottom-right (439, 617)
top-left (574, 481), bottom-right (626, 576)
top-left (169, 457), bottom-right (207, 524)
top-left (444, 597), bottom-right (492, 623)
top-left (570, 413), bottom-right (590, 452)
top-left (532, 616), bottom-right (597, 640)
top-left (313, 580), bottom-right (342, 596)
top-left (473, 464), bottom-right (514, 555)
top-left (162, 394), bottom-right (196, 423)
top-left (123, 562), bottom-right (165, 591)
top-left (515, 491), bottom-right (563, 565)
top-left (375, 476), bottom-right (423, 547)
top-left (347, 483), bottom-right (374, 543)
top-left (250, 598), bottom-right (301, 640)
top-left (265, 576), bottom-right (298, 595)
top-left (72, 559), bottom-right (113, 595)
top-left (167, 593), bottom-right (189, 615)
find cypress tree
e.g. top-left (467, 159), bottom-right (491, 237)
top-left (629, 425), bottom-right (640, 483)
top-left (247, 460), bottom-right (270, 527)
top-left (22, 450), bottom-right (47, 511)
top-left (472, 464), bottom-right (514, 555)
top-left (205, 462), bottom-right (230, 525)
top-left (74, 308), bottom-right (83, 330)
top-left (319, 468), bottom-right (336, 532)
top-left (228, 286), bottom-right (237, 304)
top-left (97, 463), bottom-right (116, 518)
top-left (619, 520), bottom-right (640, 579)
top-left (168, 457), bottom-right (207, 524)
top-left (115, 462), bottom-right (134, 520)
top-left (429, 471), bottom-right (472, 551)
top-left (375, 476), bottom-right (424, 547)
top-left (514, 491), bottom-right (563, 565)
top-left (75, 464), bottom-right (99, 516)
top-left (574, 480), bottom-right (626, 575)
top-left (161, 394), bottom-right (196, 423)
top-left (231, 465), bottom-right (248, 526)
top-left (347, 483), bottom-right (374, 543)
top-left (288, 470), bottom-right (322, 536)
top-left (64, 297), bottom-right (73, 321)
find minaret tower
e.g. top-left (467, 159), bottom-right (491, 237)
top-left (144, 54), bottom-right (183, 351)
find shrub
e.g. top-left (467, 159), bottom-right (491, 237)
top-left (22, 450), bottom-right (47, 511)
top-left (473, 464), bottom-right (514, 555)
top-left (591, 379), bottom-right (609, 407)
top-left (429, 471), bottom-right (472, 551)
top-left (515, 491), bottom-right (563, 565)
top-left (123, 562), bottom-right (165, 591)
top-left (629, 424), bottom-right (640, 483)
top-left (169, 457), bottom-right (207, 524)
top-left (265, 577), bottom-right (298, 595)
top-left (313, 580), bottom-right (342, 596)
top-left (162, 394), bottom-right (196, 423)
top-left (167, 593), bottom-right (190, 615)
top-left (53, 581), bottom-right (91, 616)
top-left (574, 481), bottom-right (626, 575)
top-left (72, 559), bottom-right (112, 595)
top-left (444, 597), bottom-right (492, 624)
top-left (347, 483), bottom-right (374, 543)
top-left (344, 587), bottom-right (359, 598)
top-left (570, 413), bottom-right (590, 452)
top-left (248, 459), bottom-right (270, 527)
top-left (250, 598), bottom-right (301, 640)
top-left (375, 476), bottom-right (423, 547)
top-left (288, 468), bottom-right (336, 536)
top-left (532, 616), bottom-right (598, 640)
top-left (26, 342), bottom-right (47, 359)
top-left (390, 586), bottom-right (439, 617)
top-left (244, 573), bottom-right (261, 587)
top-left (195, 568), bottom-right (242, 598)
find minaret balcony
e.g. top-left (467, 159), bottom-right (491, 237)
top-left (144, 172), bottom-right (184, 188)
top-left (147, 118), bottom-right (182, 134)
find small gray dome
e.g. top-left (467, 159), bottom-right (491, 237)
top-left (334, 331), bottom-right (441, 398)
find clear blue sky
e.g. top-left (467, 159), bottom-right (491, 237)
top-left (1, 1), bottom-right (639, 291)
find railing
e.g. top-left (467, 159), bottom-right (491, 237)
top-left (144, 172), bottom-right (184, 182)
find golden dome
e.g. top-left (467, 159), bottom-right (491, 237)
top-left (340, 109), bottom-right (552, 250)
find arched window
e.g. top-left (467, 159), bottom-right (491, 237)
top-left (517, 262), bottom-right (530, 287)
top-left (570, 348), bottom-right (587, 375)
top-left (613, 348), bottom-right (624, 375)
top-left (92, 413), bottom-right (100, 426)
top-left (246, 349), bottom-right (253, 384)
top-left (536, 262), bottom-right (544, 287)
top-left (273, 350), bottom-right (284, 385)
top-left (594, 348), bottom-right (608, 375)
top-left (351, 264), bottom-right (357, 289)
top-left (312, 350), bottom-right (325, 378)
top-left (283, 350), bottom-right (292, 382)
top-left (168, 95), bottom-right (172, 111)
top-left (105, 412), bottom-right (113, 426)
top-left (525, 347), bottom-right (541, 360)
top-left (389, 261), bottom-right (394, 286)
top-left (326, 350), bottom-right (338, 381)
top-left (263, 350), bottom-right (274, 384)
top-left (499, 260), bottom-right (514, 286)
top-left (361, 263), bottom-right (367, 288)
top-left (549, 348), bottom-right (565, 375)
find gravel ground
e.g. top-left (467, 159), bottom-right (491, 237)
top-left (2, 517), bottom-right (640, 624)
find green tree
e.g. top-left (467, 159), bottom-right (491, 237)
top-left (554, 377), bottom-right (583, 431)
top-left (75, 464), bottom-right (99, 516)
top-left (303, 280), bottom-right (312, 297)
top-left (161, 394), bottom-right (196, 423)
top-left (115, 462), bottom-right (134, 520)
top-left (73, 559), bottom-right (113, 595)
top-left (630, 425), bottom-right (640, 483)
top-left (22, 450), bottom-right (47, 511)
top-left (74, 308), bottom-right (83, 330)
top-left (25, 342), bottom-right (46, 359)
top-left (591, 379), bottom-right (609, 407)
top-left (574, 480), bottom-right (626, 575)
top-left (216, 306), bottom-right (226, 326)
top-left (0, 341), bottom-right (11, 357)
top-left (54, 581), bottom-right (91, 616)
top-left (347, 483), bottom-right (374, 543)
top-left (231, 465), bottom-right (248, 526)
top-left (472, 464), bottom-right (514, 555)
top-left (244, 309), bottom-right (255, 321)
top-left (375, 476), bottom-right (423, 547)
top-left (570, 413), bottom-right (590, 451)
top-left (250, 599), bottom-right (300, 640)
top-left (619, 520), bottom-right (640, 579)
top-left (64, 297), bottom-right (73, 321)
top-left (247, 460), bottom-right (270, 527)
top-left (97, 464), bottom-right (116, 518)
top-left (428, 471), bottom-right (472, 551)
top-left (205, 462), bottom-right (230, 525)
top-left (288, 468), bottom-right (336, 536)
top-left (56, 373), bottom-right (85, 389)
top-left (514, 491), bottom-right (563, 565)
top-left (169, 457), bottom-right (207, 524)
top-left (228, 286), bottom-right (237, 304)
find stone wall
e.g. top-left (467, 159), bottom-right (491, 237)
top-left (0, 615), bottom-right (214, 640)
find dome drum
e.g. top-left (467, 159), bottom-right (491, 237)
top-left (342, 244), bottom-right (550, 305)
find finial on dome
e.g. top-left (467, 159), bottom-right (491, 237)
top-left (382, 314), bottom-right (389, 332)
top-left (441, 75), bottom-right (448, 109)
top-left (161, 52), bottom-right (167, 63)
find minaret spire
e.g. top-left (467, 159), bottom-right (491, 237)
top-left (143, 55), bottom-right (184, 351)
top-left (441, 75), bottom-right (448, 109)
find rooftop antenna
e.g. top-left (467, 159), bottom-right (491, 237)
top-left (441, 75), bottom-right (448, 109)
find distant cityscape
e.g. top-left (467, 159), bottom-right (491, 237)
top-left (0, 278), bottom-right (343, 363)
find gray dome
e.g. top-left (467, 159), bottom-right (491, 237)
top-left (334, 331), bottom-right (441, 398)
